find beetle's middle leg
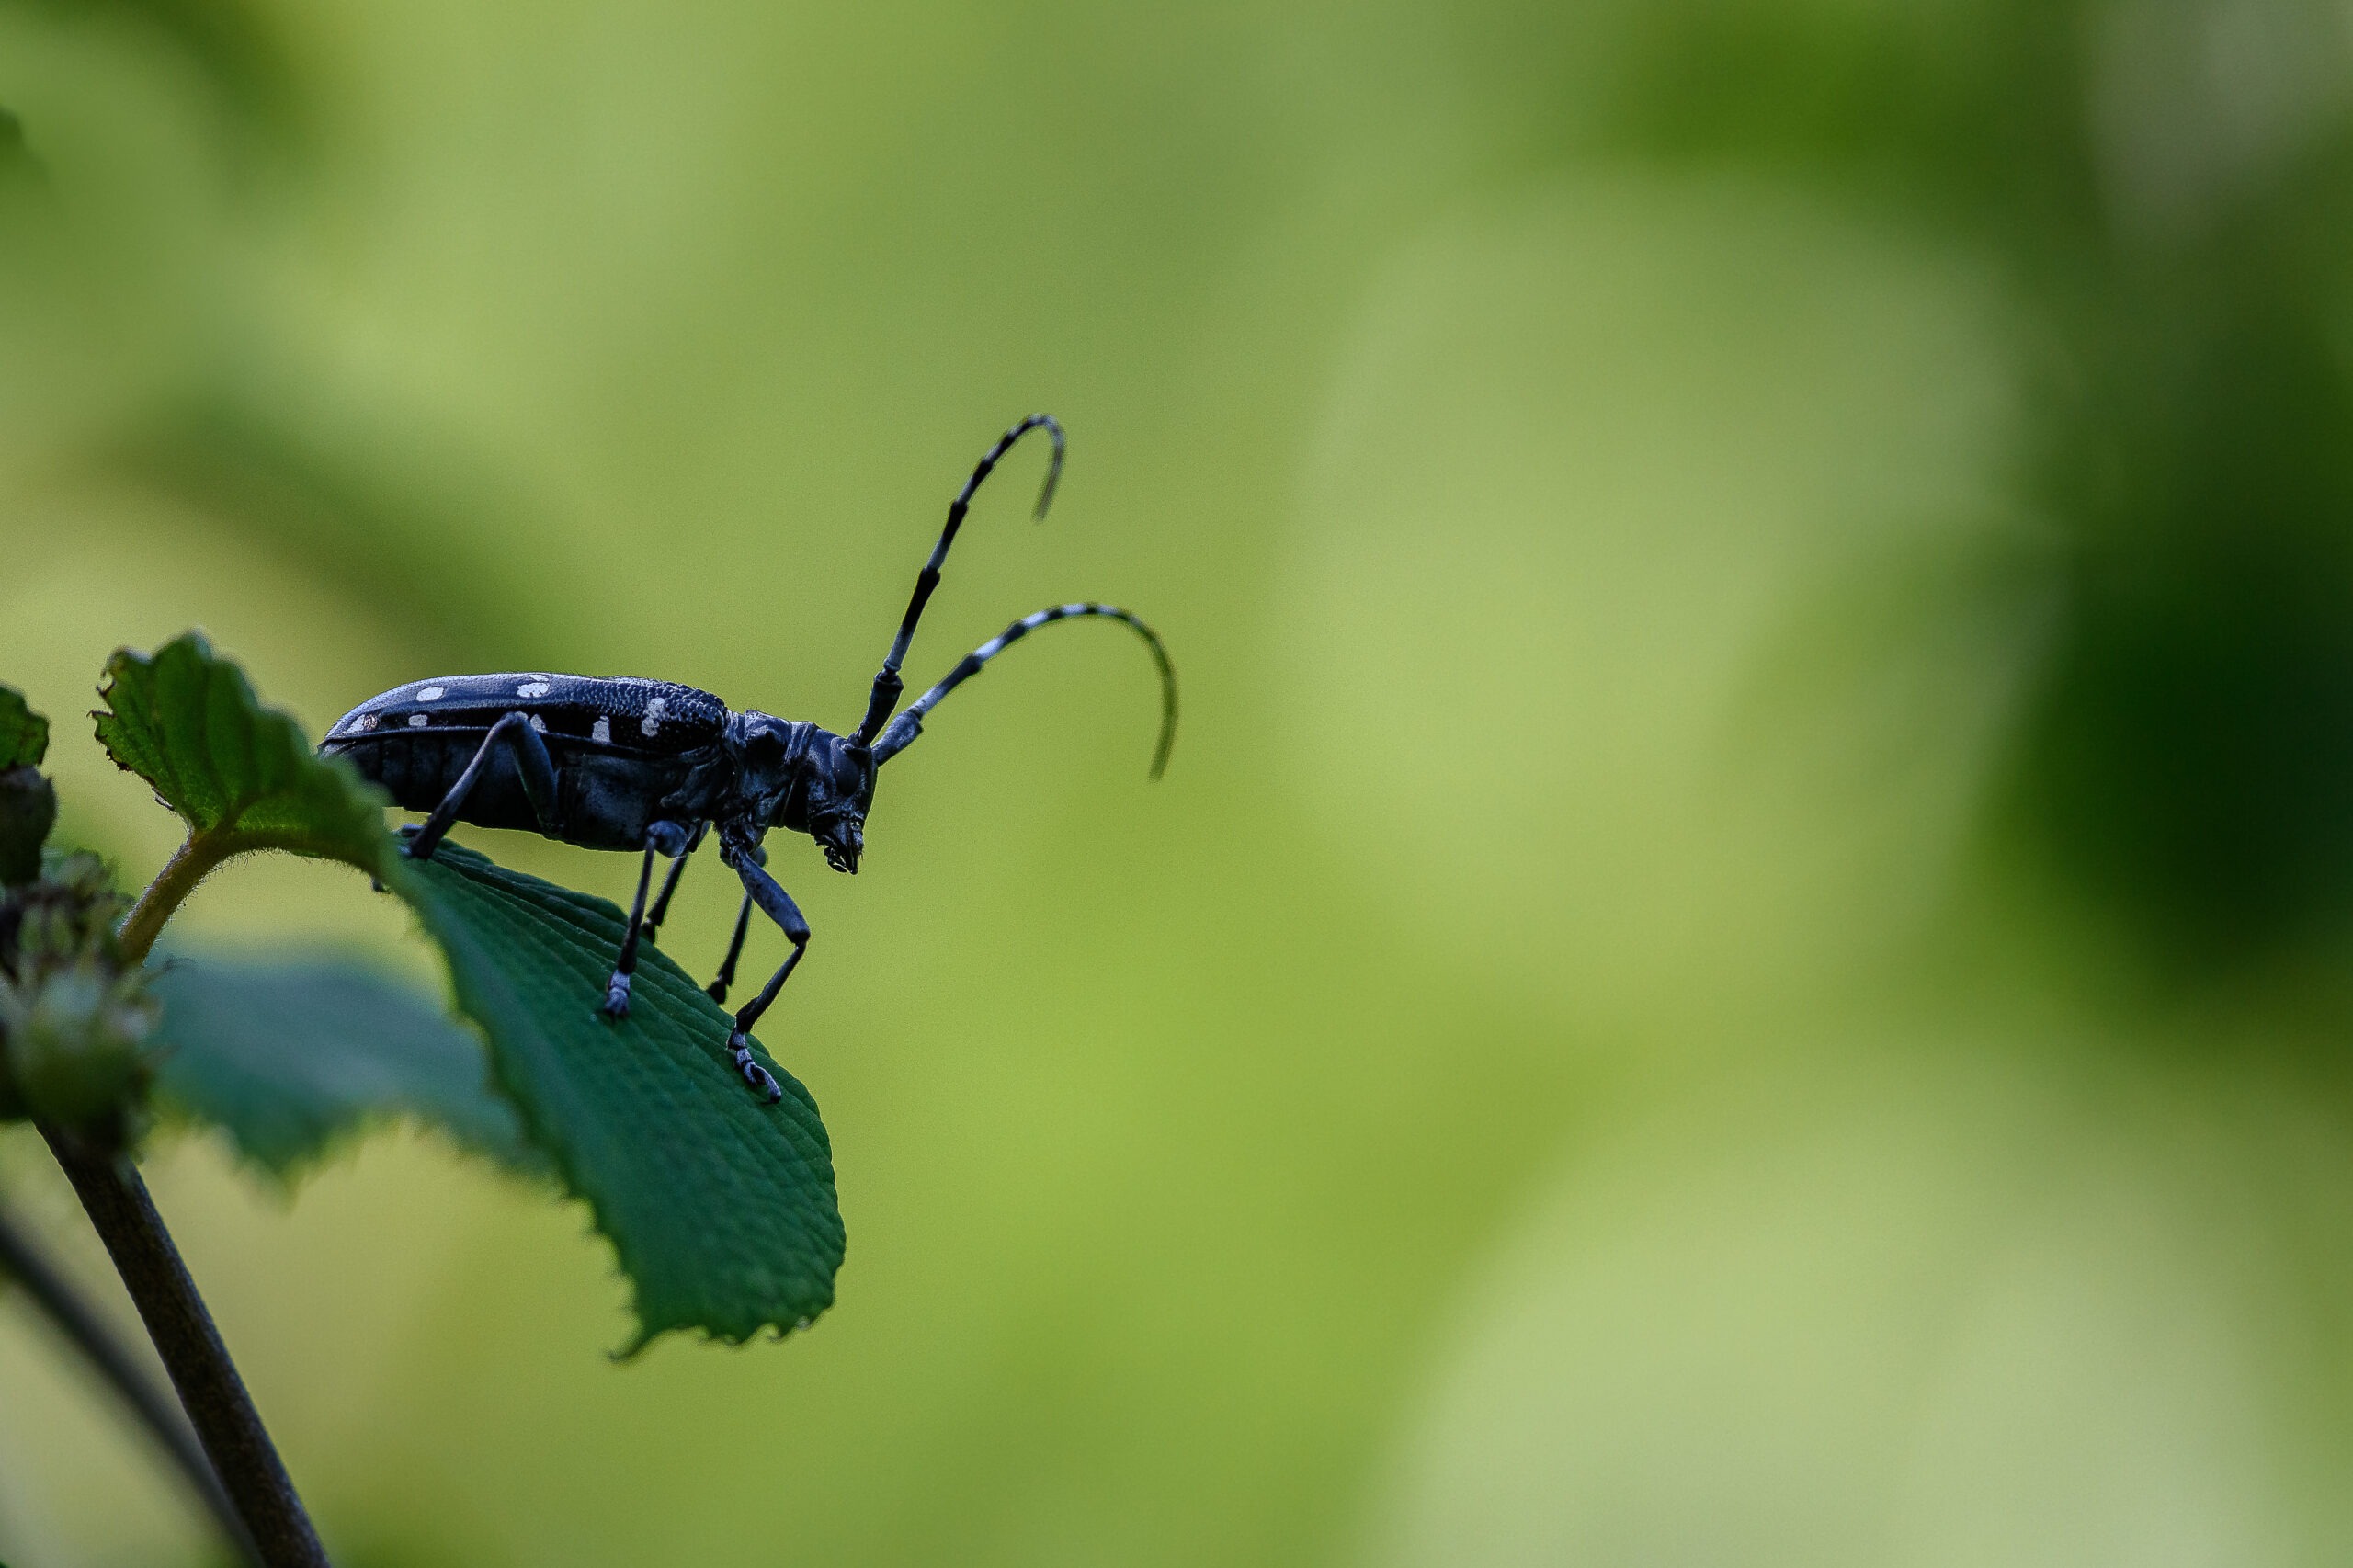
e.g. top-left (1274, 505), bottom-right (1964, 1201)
top-left (719, 847), bottom-right (809, 1102)
top-left (640, 822), bottom-right (708, 943)
top-left (700, 839), bottom-right (763, 1004)
top-left (705, 891), bottom-right (754, 1005)
top-left (602, 820), bottom-right (694, 1018)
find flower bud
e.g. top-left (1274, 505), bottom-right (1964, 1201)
top-left (0, 962), bottom-right (154, 1128)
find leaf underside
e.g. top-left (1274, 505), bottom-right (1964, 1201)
top-left (392, 842), bottom-right (844, 1347)
top-left (94, 631), bottom-right (390, 874)
top-left (151, 952), bottom-right (542, 1179)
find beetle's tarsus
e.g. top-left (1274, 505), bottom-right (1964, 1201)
top-left (729, 1031), bottom-right (782, 1102)
top-left (705, 977), bottom-right (730, 1005)
top-left (602, 972), bottom-right (631, 1018)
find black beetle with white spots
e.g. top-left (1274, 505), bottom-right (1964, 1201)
top-left (322, 416), bottom-right (1176, 1101)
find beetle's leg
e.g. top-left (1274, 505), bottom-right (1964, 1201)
top-left (642, 839), bottom-right (695, 942)
top-left (407, 711), bottom-right (560, 861)
top-left (604, 821), bottom-right (692, 1018)
top-left (706, 891), bottom-right (754, 1005)
top-left (720, 848), bottom-right (810, 1102)
top-left (704, 837), bottom-right (763, 1002)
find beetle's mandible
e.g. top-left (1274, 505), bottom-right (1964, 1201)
top-left (320, 415), bottom-right (1175, 1101)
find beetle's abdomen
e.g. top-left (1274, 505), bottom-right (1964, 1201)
top-left (322, 673), bottom-right (733, 851)
top-left (336, 729), bottom-right (539, 824)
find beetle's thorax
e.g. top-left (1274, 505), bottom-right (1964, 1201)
top-left (722, 711), bottom-right (875, 872)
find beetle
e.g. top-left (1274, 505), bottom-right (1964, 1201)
top-left (319, 415), bottom-right (1175, 1101)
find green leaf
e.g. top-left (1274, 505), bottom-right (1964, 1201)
top-left (94, 633), bottom-right (393, 937)
top-left (390, 842), bottom-right (844, 1347)
top-left (150, 952), bottom-right (542, 1179)
top-left (0, 685), bottom-right (47, 768)
top-left (0, 687), bottom-right (55, 887)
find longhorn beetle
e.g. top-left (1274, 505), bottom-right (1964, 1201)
top-left (320, 415), bottom-right (1175, 1101)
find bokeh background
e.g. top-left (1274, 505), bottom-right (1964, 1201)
top-left (9, 0), bottom-right (2353, 1562)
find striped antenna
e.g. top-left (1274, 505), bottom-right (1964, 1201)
top-left (853, 415), bottom-right (1065, 746)
top-left (871, 602), bottom-right (1176, 778)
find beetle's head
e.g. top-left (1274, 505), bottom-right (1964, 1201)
top-left (802, 732), bottom-right (874, 874)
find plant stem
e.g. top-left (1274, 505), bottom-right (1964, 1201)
top-left (37, 1122), bottom-right (329, 1567)
top-left (0, 1199), bottom-right (258, 1562)
top-left (115, 838), bottom-right (223, 966)
top-left (117, 832), bottom-right (380, 966)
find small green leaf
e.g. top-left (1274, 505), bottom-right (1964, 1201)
top-left (150, 953), bottom-right (541, 1179)
top-left (0, 683), bottom-right (56, 887)
top-left (0, 686), bottom-right (47, 768)
top-left (96, 632), bottom-right (389, 873)
top-left (391, 842), bottom-right (844, 1346)
top-left (0, 768), bottom-right (55, 888)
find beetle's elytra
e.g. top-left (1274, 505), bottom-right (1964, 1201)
top-left (320, 415), bottom-right (1175, 1100)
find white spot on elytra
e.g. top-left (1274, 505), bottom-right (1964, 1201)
top-left (517, 680), bottom-right (551, 698)
top-left (407, 713), bottom-right (428, 728)
top-left (592, 716), bottom-right (611, 744)
top-left (529, 714), bottom-right (547, 733)
top-left (417, 686), bottom-right (445, 701)
top-left (355, 712), bottom-right (380, 732)
top-left (642, 697), bottom-right (666, 737)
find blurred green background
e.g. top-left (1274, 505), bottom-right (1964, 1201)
top-left (11, 0), bottom-right (2353, 1562)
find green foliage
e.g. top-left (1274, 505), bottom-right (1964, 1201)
top-left (0, 686), bottom-right (56, 886)
top-left (151, 953), bottom-right (541, 1179)
top-left (0, 685), bottom-right (47, 768)
top-left (95, 632), bottom-right (392, 883)
top-left (396, 844), bottom-right (843, 1346)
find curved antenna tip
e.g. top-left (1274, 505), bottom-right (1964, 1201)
top-left (1143, 630), bottom-right (1176, 781)
top-left (1146, 682), bottom-right (1176, 780)
top-left (1030, 414), bottom-right (1067, 521)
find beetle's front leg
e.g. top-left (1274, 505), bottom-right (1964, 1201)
top-left (602, 820), bottom-right (694, 1018)
top-left (720, 846), bottom-right (810, 1103)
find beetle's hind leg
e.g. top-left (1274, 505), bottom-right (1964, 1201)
top-left (407, 711), bottom-right (561, 861)
top-left (602, 820), bottom-right (694, 1018)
